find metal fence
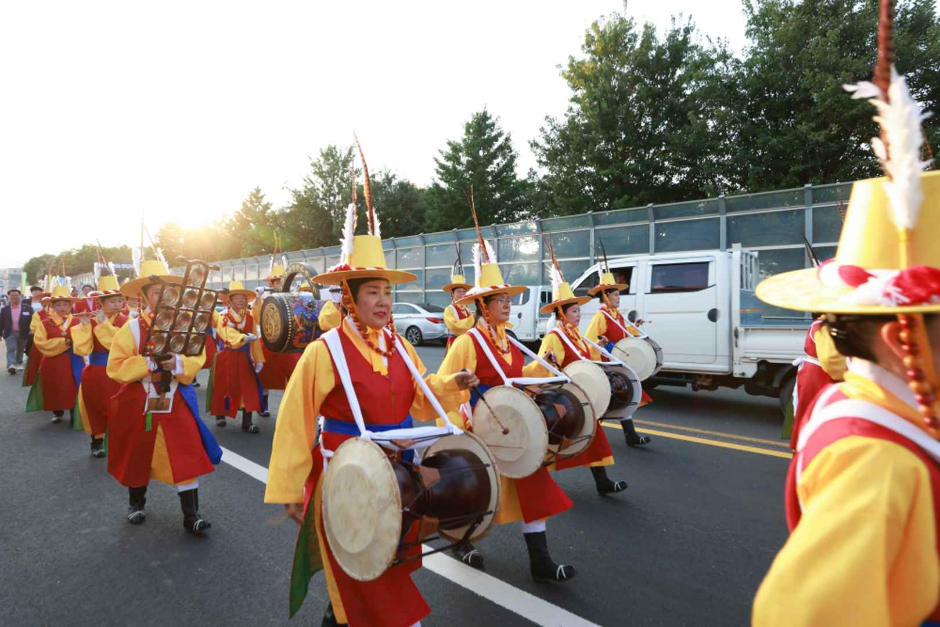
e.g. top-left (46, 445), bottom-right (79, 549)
top-left (77, 181), bottom-right (853, 319)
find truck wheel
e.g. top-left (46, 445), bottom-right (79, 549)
top-left (779, 375), bottom-right (796, 414)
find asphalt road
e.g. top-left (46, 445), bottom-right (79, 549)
top-left (0, 342), bottom-right (790, 627)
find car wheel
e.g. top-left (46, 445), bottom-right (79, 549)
top-left (405, 326), bottom-right (423, 346)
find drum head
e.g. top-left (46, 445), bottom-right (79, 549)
top-left (612, 337), bottom-right (657, 381)
top-left (601, 363), bottom-right (642, 420)
top-left (564, 360), bottom-right (610, 418)
top-left (555, 381), bottom-right (596, 459)
top-left (424, 432), bottom-right (501, 544)
top-left (472, 387), bottom-right (548, 479)
top-left (322, 438), bottom-right (401, 582)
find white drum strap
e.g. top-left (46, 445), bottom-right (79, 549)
top-left (392, 334), bottom-right (461, 436)
top-left (322, 328), bottom-right (371, 439)
top-left (553, 327), bottom-right (624, 367)
top-left (507, 336), bottom-right (569, 385)
top-left (603, 309), bottom-right (646, 339)
top-left (467, 328), bottom-right (510, 385)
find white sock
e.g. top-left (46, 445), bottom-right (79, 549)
top-left (521, 519), bottom-right (546, 534)
top-left (177, 479), bottom-right (199, 493)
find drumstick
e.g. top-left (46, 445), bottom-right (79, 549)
top-left (470, 384), bottom-right (509, 435)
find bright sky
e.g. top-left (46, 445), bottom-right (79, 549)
top-left (0, 1), bottom-right (752, 269)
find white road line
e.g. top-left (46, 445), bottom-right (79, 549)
top-left (218, 446), bottom-right (601, 627)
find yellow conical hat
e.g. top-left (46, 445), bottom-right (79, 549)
top-left (121, 259), bottom-right (184, 298)
top-left (220, 280), bottom-right (256, 304)
top-left (540, 237), bottom-right (590, 314)
top-left (265, 264), bottom-right (285, 280)
top-left (93, 275), bottom-right (122, 298)
top-left (757, 171), bottom-right (940, 314)
top-left (50, 283), bottom-right (72, 302)
top-left (588, 272), bottom-right (629, 296)
top-left (443, 273), bottom-right (472, 293)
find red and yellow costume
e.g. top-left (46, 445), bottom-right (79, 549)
top-left (443, 273), bottom-right (473, 352)
top-left (27, 284), bottom-right (82, 413)
top-left (789, 317), bottom-right (847, 449)
top-left (73, 310), bottom-right (127, 439)
top-left (586, 301), bottom-right (653, 407)
top-left (23, 307), bottom-right (49, 388)
top-left (210, 282), bottom-right (265, 418)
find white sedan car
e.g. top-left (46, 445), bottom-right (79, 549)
top-left (392, 302), bottom-right (448, 346)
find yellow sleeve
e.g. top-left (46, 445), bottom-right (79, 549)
top-left (106, 324), bottom-right (150, 384)
top-left (436, 333), bottom-right (477, 406)
top-left (318, 300), bottom-right (342, 333)
top-left (585, 312), bottom-right (608, 344)
top-left (250, 300), bottom-right (263, 334)
top-left (813, 326), bottom-right (847, 382)
top-left (265, 341), bottom-right (337, 504)
top-left (29, 312), bottom-right (43, 335)
top-left (752, 436), bottom-right (939, 627)
top-left (626, 325), bottom-right (641, 337)
top-left (178, 350), bottom-right (205, 385)
top-left (33, 318), bottom-right (68, 357)
top-left (530, 332), bottom-right (566, 378)
top-left (70, 322), bottom-right (95, 356)
top-left (399, 337), bottom-right (463, 421)
top-left (93, 319), bottom-right (122, 351)
top-left (217, 315), bottom-right (248, 349)
top-left (250, 334), bottom-right (264, 364)
top-left (444, 306), bottom-right (474, 336)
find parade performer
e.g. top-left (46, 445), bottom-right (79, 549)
top-left (788, 315), bottom-right (847, 449)
top-left (210, 280), bottom-right (265, 433)
top-left (752, 10), bottom-right (940, 622)
top-left (535, 241), bottom-right (627, 494)
top-left (26, 278), bottom-right (83, 425)
top-left (318, 286), bottom-right (342, 333)
top-left (71, 283), bottom-right (97, 314)
top-left (265, 146), bottom-right (476, 627)
top-left (436, 193), bottom-right (577, 580)
top-left (106, 257), bottom-right (220, 531)
top-left (442, 259), bottom-right (473, 353)
top-left (71, 268), bottom-right (127, 458)
top-left (586, 270), bottom-right (653, 447)
top-left (251, 258), bottom-right (302, 411)
top-left (22, 281), bottom-right (51, 389)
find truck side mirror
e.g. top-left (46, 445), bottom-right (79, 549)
top-left (627, 310), bottom-right (638, 323)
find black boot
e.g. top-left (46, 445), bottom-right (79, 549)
top-left (623, 419), bottom-right (651, 447)
top-left (241, 411), bottom-right (259, 434)
top-left (322, 603), bottom-right (347, 627)
top-left (90, 436), bottom-right (105, 459)
top-left (179, 488), bottom-right (211, 533)
top-left (51, 410), bottom-right (63, 424)
top-left (452, 542), bottom-right (484, 569)
top-left (590, 466), bottom-right (627, 495)
top-left (524, 531), bottom-right (576, 583)
top-left (215, 416), bottom-right (226, 427)
top-left (127, 486), bottom-right (147, 524)
top-left (261, 393), bottom-right (271, 418)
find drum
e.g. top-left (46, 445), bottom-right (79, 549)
top-left (260, 262), bottom-right (327, 353)
top-left (322, 433), bottom-right (499, 582)
top-left (611, 337), bottom-right (663, 381)
top-left (564, 361), bottom-right (643, 420)
top-left (472, 382), bottom-right (596, 479)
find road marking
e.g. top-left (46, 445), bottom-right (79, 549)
top-left (632, 419), bottom-right (789, 448)
top-left (601, 423), bottom-right (792, 460)
top-left (218, 446), bottom-right (602, 627)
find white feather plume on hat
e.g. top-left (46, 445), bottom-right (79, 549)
top-left (339, 202), bottom-right (356, 265)
top-left (844, 67), bottom-right (933, 230)
top-left (131, 246), bottom-right (142, 278)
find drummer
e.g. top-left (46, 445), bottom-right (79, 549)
top-left (586, 271), bottom-right (653, 447)
top-left (442, 270), bottom-right (473, 353)
top-left (265, 149), bottom-right (478, 627)
top-left (535, 256), bottom-right (628, 495)
top-left (210, 281), bottom-right (265, 434)
top-left (437, 222), bottom-right (578, 581)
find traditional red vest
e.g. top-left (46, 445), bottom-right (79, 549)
top-left (786, 387), bottom-right (940, 621)
top-left (549, 327), bottom-right (592, 367)
top-left (91, 313), bottom-right (129, 353)
top-left (600, 307), bottom-right (628, 342)
top-left (320, 327), bottom-right (415, 427)
top-left (468, 328), bottom-right (522, 385)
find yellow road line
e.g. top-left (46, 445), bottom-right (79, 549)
top-left (601, 422), bottom-right (793, 460)
top-left (632, 419), bottom-right (789, 449)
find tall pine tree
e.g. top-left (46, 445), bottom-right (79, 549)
top-left (425, 109), bottom-right (529, 231)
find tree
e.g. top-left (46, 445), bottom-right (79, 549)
top-left (222, 186), bottom-right (279, 257)
top-left (364, 169), bottom-right (429, 238)
top-left (425, 109), bottom-right (529, 231)
top-left (283, 145), bottom-right (357, 249)
top-left (155, 221), bottom-right (241, 264)
top-left (728, 0), bottom-right (940, 191)
top-left (530, 14), bottom-right (736, 216)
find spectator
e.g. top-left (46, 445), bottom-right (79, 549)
top-left (0, 288), bottom-right (33, 374)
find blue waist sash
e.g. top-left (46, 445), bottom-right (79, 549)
top-left (178, 383), bottom-right (223, 465)
top-left (68, 348), bottom-right (85, 388)
top-left (89, 351), bottom-right (109, 367)
top-left (322, 416), bottom-right (415, 464)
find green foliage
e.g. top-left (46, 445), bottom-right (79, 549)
top-left (283, 145), bottom-right (356, 249)
top-left (23, 245), bottom-right (133, 286)
top-left (363, 169), bottom-right (429, 238)
top-left (425, 109), bottom-right (530, 231)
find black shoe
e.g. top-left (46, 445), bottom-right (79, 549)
top-left (262, 394), bottom-right (270, 418)
top-left (215, 417), bottom-right (226, 427)
top-left (7, 367), bottom-right (15, 375)
top-left (322, 603), bottom-right (347, 627)
top-left (623, 419), bottom-right (651, 447)
top-left (51, 411), bottom-right (63, 424)
top-left (179, 488), bottom-right (211, 533)
top-left (241, 412), bottom-right (259, 434)
top-left (127, 486), bottom-right (147, 525)
top-left (590, 466), bottom-right (627, 495)
top-left (524, 531), bottom-right (576, 583)
top-left (452, 542), bottom-right (484, 569)
top-left (192, 381), bottom-right (201, 388)
top-left (91, 437), bottom-right (105, 459)
top-left (261, 411), bottom-right (271, 418)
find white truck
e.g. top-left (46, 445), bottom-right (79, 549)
top-left (513, 245), bottom-right (809, 410)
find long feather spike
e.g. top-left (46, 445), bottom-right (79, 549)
top-left (599, 238), bottom-right (610, 274)
top-left (467, 186), bottom-right (490, 263)
top-left (353, 134), bottom-right (375, 236)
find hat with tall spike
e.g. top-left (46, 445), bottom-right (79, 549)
top-left (315, 135), bottom-right (416, 287)
top-left (455, 186), bottom-right (526, 306)
top-left (444, 242), bottom-right (471, 293)
top-left (588, 238), bottom-right (629, 296)
top-left (540, 234), bottom-right (590, 315)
